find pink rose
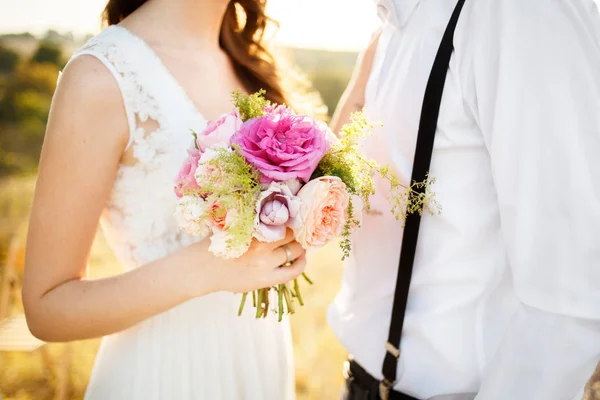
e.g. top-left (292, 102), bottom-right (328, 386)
top-left (174, 148), bottom-right (202, 198)
top-left (196, 111), bottom-right (242, 152)
top-left (231, 106), bottom-right (330, 183)
top-left (254, 180), bottom-right (302, 242)
top-left (206, 200), bottom-right (231, 231)
top-left (207, 200), bottom-right (250, 259)
top-left (289, 176), bottom-right (350, 248)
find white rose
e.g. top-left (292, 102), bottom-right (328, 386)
top-left (209, 229), bottom-right (251, 259)
top-left (175, 195), bottom-right (210, 237)
top-left (194, 147), bottom-right (232, 186)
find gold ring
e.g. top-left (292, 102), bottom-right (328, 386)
top-left (282, 244), bottom-right (293, 266)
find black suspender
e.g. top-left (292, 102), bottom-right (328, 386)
top-left (380, 1), bottom-right (467, 399)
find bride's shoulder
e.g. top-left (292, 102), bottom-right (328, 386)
top-left (54, 45), bottom-right (129, 142)
top-left (58, 54), bottom-right (120, 99)
top-left (65, 25), bottom-right (138, 74)
top-left (57, 26), bottom-right (133, 107)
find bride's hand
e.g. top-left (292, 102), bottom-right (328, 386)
top-left (177, 230), bottom-right (307, 297)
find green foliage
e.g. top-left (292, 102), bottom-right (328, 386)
top-left (0, 62), bottom-right (58, 120)
top-left (231, 89), bottom-right (270, 121)
top-left (339, 198), bottom-right (360, 260)
top-left (312, 111), bottom-right (377, 207)
top-left (382, 169), bottom-right (441, 222)
top-left (0, 44), bottom-right (20, 74)
top-left (198, 147), bottom-right (262, 252)
top-left (314, 111), bottom-right (441, 259)
top-left (13, 89), bottom-right (52, 120)
top-left (0, 62), bottom-right (59, 176)
top-left (31, 40), bottom-right (64, 68)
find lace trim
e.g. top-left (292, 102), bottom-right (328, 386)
top-left (74, 32), bottom-right (168, 169)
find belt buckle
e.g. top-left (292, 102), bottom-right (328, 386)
top-left (379, 378), bottom-right (394, 400)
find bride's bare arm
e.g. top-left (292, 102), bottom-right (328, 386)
top-left (330, 31), bottom-right (381, 132)
top-left (23, 56), bottom-right (306, 342)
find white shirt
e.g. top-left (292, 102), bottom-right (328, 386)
top-left (328, 0), bottom-right (600, 399)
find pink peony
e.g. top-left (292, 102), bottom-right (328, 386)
top-left (196, 111), bottom-right (242, 152)
top-left (231, 106), bottom-right (330, 183)
top-left (175, 148), bottom-right (202, 198)
top-left (289, 176), bottom-right (350, 249)
top-left (254, 180), bottom-right (302, 242)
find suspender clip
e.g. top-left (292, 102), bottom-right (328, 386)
top-left (385, 341), bottom-right (400, 359)
top-left (379, 378), bottom-right (395, 400)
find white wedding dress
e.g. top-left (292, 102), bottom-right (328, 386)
top-left (66, 26), bottom-right (294, 400)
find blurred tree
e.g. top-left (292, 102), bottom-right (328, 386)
top-left (31, 41), bottom-right (64, 68)
top-left (43, 29), bottom-right (74, 43)
top-left (0, 44), bottom-right (20, 74)
top-left (0, 32), bottom-right (35, 40)
top-left (0, 62), bottom-right (58, 121)
top-left (0, 62), bottom-right (58, 176)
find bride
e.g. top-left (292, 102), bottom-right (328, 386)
top-left (22, 0), bottom-right (307, 398)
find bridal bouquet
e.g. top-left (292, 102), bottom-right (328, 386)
top-left (174, 90), bottom-right (438, 321)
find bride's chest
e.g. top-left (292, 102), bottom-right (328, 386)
top-left (151, 48), bottom-right (245, 121)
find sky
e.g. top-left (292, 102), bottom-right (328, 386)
top-left (0, 0), bottom-right (381, 51)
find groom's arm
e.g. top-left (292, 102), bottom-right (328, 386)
top-left (464, 1), bottom-right (600, 398)
top-left (330, 30), bottom-right (380, 132)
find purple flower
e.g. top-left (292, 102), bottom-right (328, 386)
top-left (231, 106), bottom-right (330, 183)
top-left (261, 200), bottom-right (290, 225)
top-left (254, 180), bottom-right (302, 242)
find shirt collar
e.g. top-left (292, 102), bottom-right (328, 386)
top-left (374, 0), bottom-right (421, 29)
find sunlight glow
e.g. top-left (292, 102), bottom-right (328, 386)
top-left (0, 0), bottom-right (380, 51)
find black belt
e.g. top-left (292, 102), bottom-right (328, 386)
top-left (344, 360), bottom-right (420, 400)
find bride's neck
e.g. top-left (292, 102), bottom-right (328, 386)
top-left (134, 0), bottom-right (230, 50)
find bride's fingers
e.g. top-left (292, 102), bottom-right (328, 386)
top-left (270, 254), bottom-right (307, 285)
top-left (269, 229), bottom-right (296, 248)
top-left (273, 241), bottom-right (305, 267)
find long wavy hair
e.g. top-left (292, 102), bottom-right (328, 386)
top-left (102, 0), bottom-right (288, 106)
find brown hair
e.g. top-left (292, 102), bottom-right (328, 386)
top-left (102, 0), bottom-right (288, 106)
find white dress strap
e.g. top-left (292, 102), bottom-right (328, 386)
top-left (66, 27), bottom-right (145, 152)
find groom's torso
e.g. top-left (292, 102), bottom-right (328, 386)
top-left (328, 0), bottom-right (519, 397)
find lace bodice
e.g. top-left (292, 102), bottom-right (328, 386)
top-left (69, 26), bottom-right (208, 269)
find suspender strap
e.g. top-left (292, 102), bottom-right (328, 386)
top-left (380, 1), bottom-right (466, 398)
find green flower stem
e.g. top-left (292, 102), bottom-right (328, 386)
top-left (252, 290), bottom-right (256, 308)
top-left (256, 289), bottom-right (263, 319)
top-left (283, 285), bottom-right (295, 315)
top-left (263, 288), bottom-right (270, 318)
top-left (302, 273), bottom-right (313, 285)
top-left (278, 285), bottom-right (284, 322)
top-left (294, 279), bottom-right (304, 306)
top-left (238, 292), bottom-right (248, 316)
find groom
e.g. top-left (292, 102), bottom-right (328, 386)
top-left (328, 0), bottom-right (600, 399)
